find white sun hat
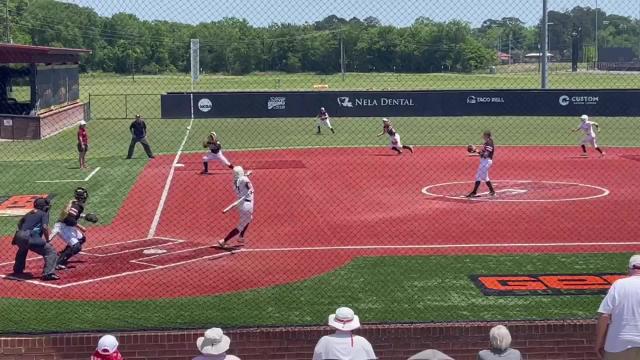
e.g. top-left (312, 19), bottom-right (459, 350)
top-left (197, 328), bottom-right (231, 355)
top-left (328, 307), bottom-right (361, 331)
top-left (629, 254), bottom-right (640, 269)
top-left (96, 334), bottom-right (119, 355)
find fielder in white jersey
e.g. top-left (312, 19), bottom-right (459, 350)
top-left (201, 131), bottom-right (234, 174)
top-left (316, 107), bottom-right (335, 134)
top-left (572, 115), bottom-right (605, 157)
top-left (376, 118), bottom-right (414, 154)
top-left (218, 166), bottom-right (254, 248)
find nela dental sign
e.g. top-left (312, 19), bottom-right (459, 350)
top-left (340, 97), bottom-right (415, 107)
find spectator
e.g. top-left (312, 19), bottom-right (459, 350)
top-left (91, 334), bottom-right (123, 360)
top-left (193, 328), bottom-right (240, 360)
top-left (126, 114), bottom-right (155, 159)
top-left (595, 255), bottom-right (640, 359)
top-left (77, 120), bottom-right (89, 169)
top-left (313, 307), bottom-right (376, 360)
top-left (477, 325), bottom-right (522, 360)
top-left (408, 349), bottom-right (454, 360)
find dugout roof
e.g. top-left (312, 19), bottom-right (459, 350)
top-left (0, 43), bottom-right (92, 64)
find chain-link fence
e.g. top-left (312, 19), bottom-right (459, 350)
top-left (0, 0), bottom-right (639, 335)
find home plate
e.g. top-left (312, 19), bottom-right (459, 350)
top-left (174, 164), bottom-right (185, 167)
top-left (143, 248), bottom-right (168, 255)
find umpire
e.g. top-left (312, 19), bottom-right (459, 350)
top-left (126, 114), bottom-right (155, 159)
top-left (12, 198), bottom-right (59, 281)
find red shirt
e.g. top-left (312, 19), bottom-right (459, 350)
top-left (78, 127), bottom-right (88, 145)
top-left (90, 350), bottom-right (123, 360)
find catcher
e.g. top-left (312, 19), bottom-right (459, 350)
top-left (49, 187), bottom-right (99, 270)
top-left (201, 131), bottom-right (234, 174)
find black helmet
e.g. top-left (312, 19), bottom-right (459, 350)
top-left (33, 197), bottom-right (51, 212)
top-left (74, 187), bottom-right (89, 202)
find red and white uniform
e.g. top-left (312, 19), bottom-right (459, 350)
top-left (203, 139), bottom-right (231, 167)
top-left (579, 120), bottom-right (599, 148)
top-left (475, 138), bottom-right (494, 182)
top-left (383, 123), bottom-right (402, 148)
top-left (317, 110), bottom-right (333, 129)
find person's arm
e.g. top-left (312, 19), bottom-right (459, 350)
top-left (17, 216), bottom-right (25, 230)
top-left (142, 121), bottom-right (147, 137)
top-left (129, 122), bottom-right (135, 135)
top-left (594, 122), bottom-right (600, 132)
top-left (594, 313), bottom-right (610, 359)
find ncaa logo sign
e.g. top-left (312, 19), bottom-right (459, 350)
top-left (198, 98), bottom-right (213, 112)
top-left (559, 95), bottom-right (570, 106)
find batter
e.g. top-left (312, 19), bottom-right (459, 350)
top-left (218, 166), bottom-right (254, 248)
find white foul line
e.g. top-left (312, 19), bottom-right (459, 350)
top-left (147, 118), bottom-right (195, 238)
top-left (35, 167), bottom-right (101, 183)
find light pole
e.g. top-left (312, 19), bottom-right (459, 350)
top-left (541, 0), bottom-right (549, 89)
top-left (595, 0), bottom-right (599, 66)
top-left (5, 0), bottom-right (9, 43)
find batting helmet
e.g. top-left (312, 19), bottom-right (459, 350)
top-left (74, 187), bottom-right (89, 202)
top-left (233, 166), bottom-right (245, 180)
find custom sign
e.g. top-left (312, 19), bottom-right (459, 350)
top-left (471, 273), bottom-right (626, 296)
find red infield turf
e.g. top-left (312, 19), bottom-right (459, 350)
top-left (1, 146), bottom-right (639, 300)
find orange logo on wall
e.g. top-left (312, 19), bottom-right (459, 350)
top-left (471, 273), bottom-right (626, 296)
top-left (0, 194), bottom-right (50, 216)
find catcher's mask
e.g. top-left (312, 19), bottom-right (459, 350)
top-left (33, 197), bottom-right (51, 212)
top-left (74, 187), bottom-right (89, 202)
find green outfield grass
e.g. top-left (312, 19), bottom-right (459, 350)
top-left (82, 70), bottom-right (640, 96)
top-left (0, 252), bottom-right (627, 334)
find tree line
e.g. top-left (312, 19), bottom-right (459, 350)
top-left (2, 0), bottom-right (639, 75)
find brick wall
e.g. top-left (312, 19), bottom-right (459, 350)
top-left (39, 102), bottom-right (86, 139)
top-left (0, 320), bottom-right (598, 360)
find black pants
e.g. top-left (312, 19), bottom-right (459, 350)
top-left (57, 242), bottom-right (84, 266)
top-left (13, 238), bottom-right (58, 276)
top-left (127, 137), bottom-right (154, 158)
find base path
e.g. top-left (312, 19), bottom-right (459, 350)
top-left (1, 146), bottom-right (639, 300)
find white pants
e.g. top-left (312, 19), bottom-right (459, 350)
top-left (389, 134), bottom-right (402, 148)
top-left (318, 119), bottom-right (333, 129)
top-left (237, 200), bottom-right (254, 230)
top-left (581, 135), bottom-right (598, 148)
top-left (203, 150), bottom-right (231, 167)
top-left (50, 222), bottom-right (83, 246)
top-left (475, 158), bottom-right (493, 182)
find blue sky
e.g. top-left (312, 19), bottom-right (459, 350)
top-left (63, 0), bottom-right (637, 27)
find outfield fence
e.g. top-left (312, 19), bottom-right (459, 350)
top-left (0, 0), bottom-right (639, 338)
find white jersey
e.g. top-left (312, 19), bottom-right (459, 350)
top-left (580, 121), bottom-right (597, 137)
top-left (312, 332), bottom-right (377, 360)
top-left (234, 176), bottom-right (253, 202)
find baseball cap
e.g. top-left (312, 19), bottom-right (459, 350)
top-left (629, 255), bottom-right (640, 269)
top-left (79, 120), bottom-right (87, 126)
top-left (580, 114), bottom-right (589, 122)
